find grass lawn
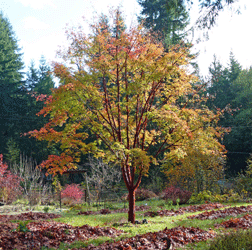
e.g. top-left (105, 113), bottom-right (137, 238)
top-left (51, 201), bottom-right (252, 249)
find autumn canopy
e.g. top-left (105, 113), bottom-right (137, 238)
top-left (27, 10), bottom-right (225, 223)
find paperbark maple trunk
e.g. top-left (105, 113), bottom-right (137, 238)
top-left (128, 188), bottom-right (135, 224)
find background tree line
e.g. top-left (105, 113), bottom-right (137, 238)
top-left (206, 52), bottom-right (252, 177)
top-left (0, 13), bottom-right (56, 165)
top-left (0, 0), bottom-right (250, 197)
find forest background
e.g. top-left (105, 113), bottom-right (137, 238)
top-left (1, 0), bottom-right (252, 199)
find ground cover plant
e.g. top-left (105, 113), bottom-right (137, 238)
top-left (1, 200), bottom-right (252, 249)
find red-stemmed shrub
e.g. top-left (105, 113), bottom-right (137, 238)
top-left (61, 184), bottom-right (84, 201)
top-left (162, 186), bottom-right (192, 205)
top-left (0, 154), bottom-right (23, 204)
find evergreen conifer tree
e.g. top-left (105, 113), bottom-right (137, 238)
top-left (0, 13), bottom-right (24, 157)
top-left (206, 52), bottom-right (245, 176)
top-left (138, 0), bottom-right (189, 47)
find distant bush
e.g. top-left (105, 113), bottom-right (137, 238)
top-left (162, 186), bottom-right (192, 205)
top-left (189, 190), bottom-right (242, 204)
top-left (189, 190), bottom-right (213, 204)
top-left (208, 229), bottom-right (252, 250)
top-left (0, 154), bottom-right (22, 204)
top-left (61, 184), bottom-right (84, 201)
top-left (122, 188), bottom-right (157, 201)
top-left (135, 188), bottom-right (157, 201)
top-left (62, 197), bottom-right (79, 207)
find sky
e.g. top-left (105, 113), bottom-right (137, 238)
top-left (0, 0), bottom-right (251, 77)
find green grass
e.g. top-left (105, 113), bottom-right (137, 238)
top-left (182, 229), bottom-right (252, 250)
top-left (207, 229), bottom-right (252, 250)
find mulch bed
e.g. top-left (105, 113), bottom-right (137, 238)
top-left (78, 205), bottom-right (152, 215)
top-left (0, 212), bottom-right (61, 223)
top-left (1, 204), bottom-right (249, 249)
top-left (187, 205), bottom-right (252, 220)
top-left (216, 213), bottom-right (252, 229)
top-left (78, 203), bottom-right (225, 217)
top-left (0, 220), bottom-right (123, 249)
top-left (144, 203), bottom-right (225, 217)
top-left (0, 210), bottom-right (216, 250)
top-left (75, 226), bottom-right (215, 250)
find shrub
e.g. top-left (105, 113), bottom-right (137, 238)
top-left (61, 184), bottom-right (84, 201)
top-left (28, 189), bottom-right (41, 206)
top-left (208, 229), bottom-right (252, 250)
top-left (189, 190), bottom-right (213, 204)
top-left (227, 189), bottom-right (241, 202)
top-left (43, 206), bottom-right (50, 213)
top-left (122, 188), bottom-right (157, 201)
top-left (189, 190), bottom-right (242, 204)
top-left (162, 186), bottom-right (192, 205)
top-left (62, 197), bottom-right (79, 207)
top-left (100, 208), bottom-right (111, 214)
top-left (135, 188), bottom-right (157, 201)
top-left (13, 221), bottom-right (30, 233)
top-left (0, 154), bottom-right (22, 204)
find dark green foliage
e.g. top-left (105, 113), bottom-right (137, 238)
top-left (0, 13), bottom-right (23, 93)
top-left (138, 0), bottom-right (238, 37)
top-left (43, 206), bottom-right (50, 213)
top-left (24, 56), bottom-right (55, 105)
top-left (197, 0), bottom-right (239, 29)
top-left (0, 13), bottom-right (24, 157)
top-left (225, 67), bottom-right (252, 175)
top-left (0, 13), bottom-right (56, 164)
top-left (206, 53), bottom-right (246, 176)
top-left (12, 56), bottom-right (56, 164)
top-left (13, 221), bottom-right (30, 233)
top-left (138, 0), bottom-right (189, 47)
top-left (208, 230), bottom-right (252, 250)
top-left (207, 53), bottom-right (241, 111)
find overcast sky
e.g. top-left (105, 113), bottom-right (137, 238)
top-left (1, 0), bottom-right (251, 77)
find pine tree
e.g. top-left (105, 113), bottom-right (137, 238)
top-left (138, 0), bottom-right (189, 47)
top-left (207, 53), bottom-right (242, 112)
top-left (0, 13), bottom-right (24, 157)
top-left (138, 0), bottom-right (238, 42)
top-left (226, 67), bottom-right (252, 175)
top-left (206, 52), bottom-right (245, 176)
top-left (26, 56), bottom-right (54, 95)
top-left (20, 56), bottom-right (55, 163)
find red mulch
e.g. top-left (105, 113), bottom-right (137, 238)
top-left (0, 212), bottom-right (61, 223)
top-left (216, 213), bottom-right (252, 229)
top-left (78, 205), bottom-right (152, 215)
top-left (144, 203), bottom-right (225, 217)
top-left (1, 204), bottom-right (249, 249)
top-left (76, 226), bottom-right (215, 250)
top-left (0, 220), bottom-right (123, 249)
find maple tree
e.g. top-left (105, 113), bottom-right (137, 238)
top-left (27, 10), bottom-right (225, 223)
top-left (61, 183), bottom-right (84, 201)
